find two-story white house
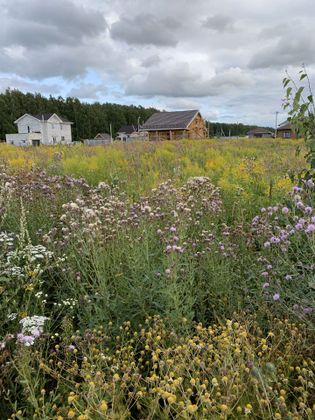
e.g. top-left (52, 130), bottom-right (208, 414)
top-left (6, 113), bottom-right (73, 146)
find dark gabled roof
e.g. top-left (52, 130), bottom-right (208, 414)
top-left (31, 113), bottom-right (70, 122)
top-left (278, 121), bottom-right (291, 130)
top-left (141, 110), bottom-right (199, 131)
top-left (94, 132), bottom-right (111, 139)
top-left (247, 127), bottom-right (274, 135)
top-left (117, 125), bottom-right (137, 134)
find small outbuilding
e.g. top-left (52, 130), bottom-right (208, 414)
top-left (117, 125), bottom-right (138, 142)
top-left (247, 128), bottom-right (274, 138)
top-left (84, 132), bottom-right (112, 145)
top-left (141, 110), bottom-right (207, 141)
top-left (276, 121), bottom-right (296, 139)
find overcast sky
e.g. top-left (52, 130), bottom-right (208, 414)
top-left (1, 0), bottom-right (315, 126)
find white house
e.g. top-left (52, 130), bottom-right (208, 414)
top-left (6, 113), bottom-right (73, 146)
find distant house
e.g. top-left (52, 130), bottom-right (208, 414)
top-left (276, 121), bottom-right (296, 139)
top-left (84, 132), bottom-right (112, 145)
top-left (247, 128), bottom-right (274, 138)
top-left (117, 125), bottom-right (138, 142)
top-left (140, 110), bottom-right (207, 141)
top-left (6, 113), bottom-right (72, 146)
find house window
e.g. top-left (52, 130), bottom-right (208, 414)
top-left (52, 137), bottom-right (57, 144)
top-left (27, 126), bottom-right (30, 133)
top-left (283, 131), bottom-right (291, 138)
top-left (51, 124), bottom-right (55, 129)
top-left (61, 136), bottom-right (65, 142)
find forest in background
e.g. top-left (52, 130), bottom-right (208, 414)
top-left (0, 89), bottom-right (271, 141)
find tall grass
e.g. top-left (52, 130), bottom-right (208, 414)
top-left (0, 139), bottom-right (314, 419)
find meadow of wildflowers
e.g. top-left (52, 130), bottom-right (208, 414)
top-left (0, 138), bottom-right (314, 419)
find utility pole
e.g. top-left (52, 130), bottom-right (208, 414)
top-left (109, 123), bottom-right (113, 143)
top-left (275, 111), bottom-right (279, 138)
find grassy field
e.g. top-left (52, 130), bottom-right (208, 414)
top-left (0, 139), bottom-right (314, 419)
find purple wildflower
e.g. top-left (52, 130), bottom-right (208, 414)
top-left (293, 186), bottom-right (302, 193)
top-left (304, 206), bottom-right (313, 214)
top-left (305, 224), bottom-right (315, 234)
top-left (270, 236), bottom-right (280, 244)
top-left (295, 223), bottom-right (303, 231)
top-left (303, 307), bottom-right (313, 314)
top-left (17, 334), bottom-right (35, 346)
top-left (273, 293), bottom-right (280, 301)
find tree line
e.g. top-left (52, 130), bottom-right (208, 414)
top-left (0, 89), bottom-right (157, 142)
top-left (206, 121), bottom-right (273, 137)
top-left (0, 89), bottom-right (271, 142)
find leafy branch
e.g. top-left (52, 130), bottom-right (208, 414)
top-left (283, 65), bottom-right (315, 170)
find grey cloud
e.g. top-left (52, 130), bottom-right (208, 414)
top-left (0, 76), bottom-right (61, 95)
top-left (0, 41), bottom-right (113, 79)
top-left (203, 15), bottom-right (235, 32)
top-left (207, 68), bottom-right (255, 94)
top-left (1, 0), bottom-right (107, 48)
top-left (142, 55), bottom-right (161, 67)
top-left (68, 83), bottom-right (105, 100)
top-left (162, 98), bottom-right (201, 110)
top-left (249, 32), bottom-right (315, 68)
top-left (110, 14), bottom-right (180, 46)
top-left (0, 0), bottom-right (315, 126)
top-left (126, 66), bottom-right (254, 98)
top-left (7, 0), bottom-right (106, 41)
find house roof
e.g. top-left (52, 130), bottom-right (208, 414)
top-left (94, 132), bottom-right (111, 139)
top-left (277, 121), bottom-right (291, 130)
top-left (14, 113), bottom-right (71, 124)
top-left (141, 110), bottom-right (200, 131)
top-left (31, 113), bottom-right (70, 122)
top-left (247, 127), bottom-right (274, 135)
top-left (117, 125), bottom-right (137, 134)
